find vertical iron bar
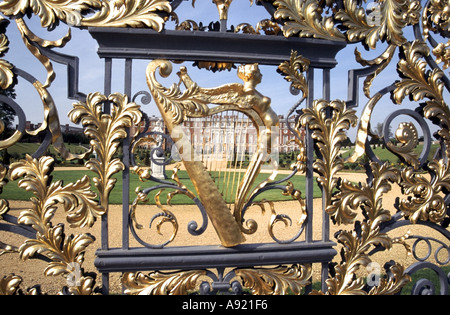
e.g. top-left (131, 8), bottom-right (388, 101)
top-left (304, 67), bottom-right (315, 295)
top-left (101, 57), bottom-right (112, 294)
top-left (220, 19), bottom-right (227, 32)
top-left (102, 57), bottom-right (112, 250)
top-left (321, 68), bottom-right (331, 293)
top-left (322, 68), bottom-right (331, 242)
top-left (123, 58), bottom-right (132, 250)
top-left (305, 67), bottom-right (314, 244)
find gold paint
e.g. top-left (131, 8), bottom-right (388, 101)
top-left (335, 0), bottom-right (421, 49)
top-left (423, 0), bottom-right (450, 40)
top-left (314, 162), bottom-right (411, 295)
top-left (235, 264), bottom-right (312, 295)
top-left (355, 44), bottom-right (397, 98)
top-left (235, 23), bottom-right (258, 34)
top-left (278, 50), bottom-right (310, 101)
top-left (80, 0), bottom-right (171, 29)
top-left (0, 163), bottom-right (8, 216)
top-left (433, 41), bottom-right (450, 70)
top-left (0, 0), bottom-right (448, 296)
top-left (299, 100), bottom-right (358, 211)
top-left (69, 92), bottom-right (142, 207)
top-left (399, 159), bottom-right (450, 224)
top-left (274, 0), bottom-right (346, 40)
top-left (8, 155), bottom-right (101, 294)
top-left (194, 61), bottom-right (235, 72)
top-left (122, 270), bottom-right (207, 295)
top-left (0, 58), bottom-right (13, 90)
top-left (256, 19), bottom-right (282, 35)
top-left (213, 0), bottom-right (233, 20)
top-left (0, 18), bottom-right (13, 90)
top-left (15, 17), bottom-right (71, 88)
top-left (0, 274), bottom-right (22, 295)
top-left (387, 122), bottom-right (420, 169)
top-left (0, 0), bottom-right (171, 30)
top-left (394, 40), bottom-right (450, 156)
top-left (122, 264), bottom-right (311, 295)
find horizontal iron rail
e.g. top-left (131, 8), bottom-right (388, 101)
top-left (88, 27), bottom-right (346, 68)
top-left (94, 241), bottom-right (337, 272)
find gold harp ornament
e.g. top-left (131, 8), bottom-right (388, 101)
top-left (146, 60), bottom-right (280, 247)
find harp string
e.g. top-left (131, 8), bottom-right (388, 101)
top-left (185, 110), bottom-right (252, 205)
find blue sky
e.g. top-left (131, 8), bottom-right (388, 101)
top-left (1, 0), bottom-right (442, 140)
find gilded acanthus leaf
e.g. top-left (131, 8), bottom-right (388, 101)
top-left (394, 40), bottom-right (450, 153)
top-left (278, 50), bottom-right (310, 99)
top-left (368, 264), bottom-right (411, 295)
top-left (299, 99), bottom-right (357, 210)
top-left (432, 41), bottom-right (450, 69)
top-left (327, 162), bottom-right (399, 225)
top-left (69, 92), bottom-right (142, 206)
top-left (336, 0), bottom-right (421, 49)
top-left (81, 0), bottom-right (171, 30)
top-left (0, 58), bottom-right (13, 90)
top-left (423, 0), bottom-right (450, 39)
top-left (0, 20), bottom-right (13, 90)
top-left (235, 264), bottom-right (312, 295)
top-left (399, 159), bottom-right (450, 224)
top-left (146, 60), bottom-right (209, 125)
top-left (9, 155), bottom-right (104, 231)
top-left (394, 40), bottom-right (444, 104)
top-left (0, 274), bottom-right (22, 295)
top-left (8, 155), bottom-right (98, 294)
top-left (0, 0), bottom-right (171, 30)
top-left (0, 0), bottom-right (100, 28)
top-left (122, 270), bottom-right (206, 295)
top-left (322, 163), bottom-right (410, 295)
top-left (19, 224), bottom-right (94, 277)
top-left (274, 0), bottom-right (346, 40)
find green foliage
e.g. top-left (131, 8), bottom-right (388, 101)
top-left (1, 169), bottom-right (321, 205)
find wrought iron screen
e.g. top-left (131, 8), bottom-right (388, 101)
top-left (0, 0), bottom-right (448, 295)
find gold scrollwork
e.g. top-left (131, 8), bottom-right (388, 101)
top-left (235, 20), bottom-right (282, 35)
top-left (336, 0), bottom-right (421, 49)
top-left (0, 0), bottom-right (172, 30)
top-left (299, 99), bottom-right (358, 212)
top-left (387, 122), bottom-right (420, 169)
top-left (0, 274), bottom-right (40, 294)
top-left (0, 92), bottom-right (140, 294)
top-left (315, 162), bottom-right (411, 295)
top-left (274, 0), bottom-right (346, 41)
top-left (399, 159), bottom-right (450, 224)
top-left (235, 264), bottom-right (312, 295)
top-left (393, 40), bottom-right (450, 155)
top-left (0, 20), bottom-right (13, 90)
top-left (69, 92), bottom-right (142, 207)
top-left (278, 50), bottom-right (310, 101)
top-left (8, 155), bottom-right (101, 294)
top-left (122, 270), bottom-right (207, 295)
top-left (0, 163), bottom-right (8, 216)
top-left (423, 0), bottom-right (450, 40)
top-left (122, 264), bottom-right (312, 295)
top-left (433, 41), bottom-right (450, 70)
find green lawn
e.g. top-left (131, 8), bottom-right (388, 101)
top-left (341, 143), bottom-right (440, 164)
top-left (1, 168), bottom-right (321, 205)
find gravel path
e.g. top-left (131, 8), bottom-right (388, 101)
top-left (0, 171), bottom-right (445, 294)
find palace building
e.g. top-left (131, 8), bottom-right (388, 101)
top-left (139, 114), bottom-right (303, 157)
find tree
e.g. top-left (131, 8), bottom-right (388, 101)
top-left (0, 87), bottom-right (16, 140)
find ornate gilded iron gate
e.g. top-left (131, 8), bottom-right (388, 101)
top-left (0, 0), bottom-right (449, 296)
